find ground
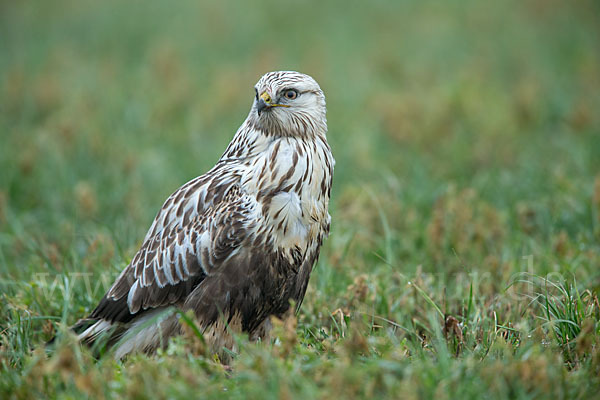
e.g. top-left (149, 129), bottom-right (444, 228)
top-left (1, 0), bottom-right (599, 398)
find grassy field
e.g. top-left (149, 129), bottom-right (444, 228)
top-left (1, 0), bottom-right (600, 398)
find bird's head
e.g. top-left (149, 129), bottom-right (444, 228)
top-left (249, 71), bottom-right (327, 138)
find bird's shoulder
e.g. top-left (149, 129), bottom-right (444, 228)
top-left (144, 163), bottom-right (244, 241)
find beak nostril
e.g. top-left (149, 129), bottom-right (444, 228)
top-left (260, 92), bottom-right (271, 104)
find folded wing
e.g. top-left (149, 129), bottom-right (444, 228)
top-left (80, 167), bottom-right (248, 335)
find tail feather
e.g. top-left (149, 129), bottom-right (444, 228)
top-left (47, 308), bottom-right (178, 359)
top-left (112, 308), bottom-right (179, 359)
top-left (71, 318), bottom-right (100, 336)
top-left (77, 319), bottom-right (114, 343)
top-left (45, 318), bottom-right (100, 348)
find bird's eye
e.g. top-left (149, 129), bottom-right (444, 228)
top-left (284, 89), bottom-right (298, 100)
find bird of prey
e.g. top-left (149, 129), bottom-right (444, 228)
top-left (74, 71), bottom-right (334, 360)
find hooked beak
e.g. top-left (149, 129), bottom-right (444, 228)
top-left (257, 91), bottom-right (289, 115)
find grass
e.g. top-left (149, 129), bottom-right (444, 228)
top-left (1, 0), bottom-right (600, 398)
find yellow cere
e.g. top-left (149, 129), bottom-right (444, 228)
top-left (260, 92), bottom-right (271, 103)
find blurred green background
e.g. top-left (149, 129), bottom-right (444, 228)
top-left (1, 0), bottom-right (600, 397)
top-left (2, 0), bottom-right (599, 274)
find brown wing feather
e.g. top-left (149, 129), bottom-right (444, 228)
top-left (89, 167), bottom-right (243, 324)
